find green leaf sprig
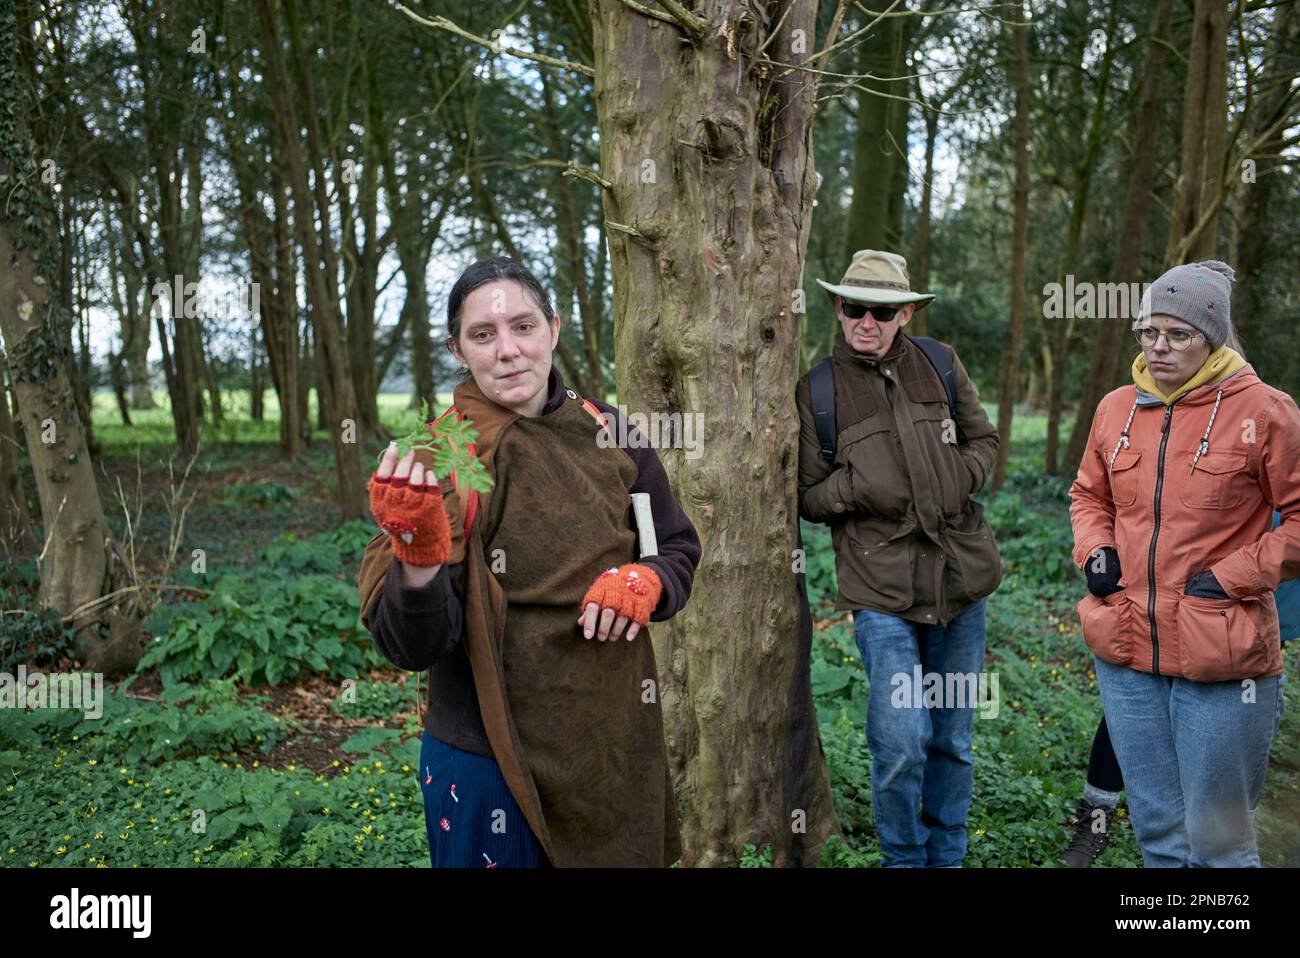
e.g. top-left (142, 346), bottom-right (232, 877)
top-left (383, 399), bottom-right (495, 494)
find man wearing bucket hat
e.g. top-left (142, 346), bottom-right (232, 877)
top-left (796, 249), bottom-right (1003, 867)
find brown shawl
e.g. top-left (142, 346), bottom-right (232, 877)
top-left (356, 375), bottom-right (681, 866)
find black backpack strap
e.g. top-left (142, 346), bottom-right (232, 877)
top-left (906, 334), bottom-right (965, 444)
top-left (809, 357), bottom-right (837, 471)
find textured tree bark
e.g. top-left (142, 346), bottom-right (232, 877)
top-left (0, 0), bottom-right (145, 674)
top-left (0, 358), bottom-right (38, 558)
top-left (991, 0), bottom-right (1030, 493)
top-left (1062, 0), bottom-right (1172, 472)
top-left (1164, 0), bottom-right (1228, 265)
top-left (588, 0), bottom-right (836, 866)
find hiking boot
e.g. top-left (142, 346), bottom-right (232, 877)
top-left (1063, 798), bottom-right (1114, 867)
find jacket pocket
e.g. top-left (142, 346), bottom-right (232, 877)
top-left (1108, 449), bottom-right (1142, 507)
top-left (1179, 452), bottom-right (1250, 510)
top-left (842, 531), bottom-right (915, 613)
top-left (943, 511), bottom-right (1003, 605)
top-left (1176, 593), bottom-right (1275, 682)
top-left (839, 416), bottom-right (912, 519)
top-left (1076, 589), bottom-right (1135, 666)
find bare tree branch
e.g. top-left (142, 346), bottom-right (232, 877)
top-left (395, 4), bottom-right (596, 77)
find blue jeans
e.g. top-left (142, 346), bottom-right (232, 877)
top-left (1094, 657), bottom-right (1285, 867)
top-left (852, 597), bottom-right (987, 867)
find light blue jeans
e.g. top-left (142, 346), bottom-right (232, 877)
top-left (1094, 657), bottom-right (1285, 867)
top-left (853, 597), bottom-right (987, 867)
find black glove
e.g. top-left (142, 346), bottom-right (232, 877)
top-left (1185, 569), bottom-right (1230, 600)
top-left (1085, 547), bottom-right (1123, 598)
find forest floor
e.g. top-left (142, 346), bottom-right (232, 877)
top-left (2, 394), bottom-right (1296, 867)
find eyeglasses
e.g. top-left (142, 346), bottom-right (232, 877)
top-left (840, 300), bottom-right (900, 324)
top-left (1133, 326), bottom-right (1204, 351)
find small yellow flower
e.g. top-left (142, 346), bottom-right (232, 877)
top-left (57, 846), bottom-right (68, 855)
top-left (87, 758), bottom-right (97, 766)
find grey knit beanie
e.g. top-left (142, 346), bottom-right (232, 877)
top-left (1142, 260), bottom-right (1235, 348)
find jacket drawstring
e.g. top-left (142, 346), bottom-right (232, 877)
top-left (1109, 396), bottom-right (1139, 467)
top-left (1190, 388), bottom-right (1224, 473)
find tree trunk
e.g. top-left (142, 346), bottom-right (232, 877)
top-left (0, 358), bottom-right (39, 559)
top-left (588, 0), bottom-right (835, 866)
top-left (298, 320), bottom-right (313, 446)
top-left (912, 105), bottom-right (939, 339)
top-left (0, 5), bottom-right (145, 674)
top-left (256, 0), bottom-right (366, 517)
top-left (1230, 1), bottom-right (1298, 391)
top-left (1044, 0), bottom-right (1119, 475)
top-left (1164, 0), bottom-right (1228, 265)
top-left (842, 4), bottom-right (906, 258)
top-left (991, 0), bottom-right (1031, 493)
top-left (250, 321), bottom-right (264, 423)
top-left (1062, 0), bottom-right (1172, 472)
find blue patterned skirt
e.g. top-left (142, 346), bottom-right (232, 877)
top-left (418, 731), bottom-right (547, 868)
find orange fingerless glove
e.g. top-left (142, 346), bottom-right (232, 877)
top-left (580, 563), bottom-right (663, 626)
top-left (368, 472), bottom-right (452, 567)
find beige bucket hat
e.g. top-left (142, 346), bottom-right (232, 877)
top-left (816, 249), bottom-right (935, 308)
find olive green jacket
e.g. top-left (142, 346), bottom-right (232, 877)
top-left (796, 331), bottom-right (1003, 625)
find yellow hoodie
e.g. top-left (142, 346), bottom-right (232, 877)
top-left (1131, 345), bottom-right (1247, 405)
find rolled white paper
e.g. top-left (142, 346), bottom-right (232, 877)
top-left (630, 492), bottom-right (658, 557)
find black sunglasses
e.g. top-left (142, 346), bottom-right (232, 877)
top-left (840, 299), bottom-right (900, 323)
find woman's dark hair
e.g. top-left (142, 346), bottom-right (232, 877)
top-left (446, 257), bottom-right (556, 357)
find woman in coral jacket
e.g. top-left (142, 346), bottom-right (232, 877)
top-left (1069, 260), bottom-right (1299, 867)
top-left (356, 258), bottom-right (701, 868)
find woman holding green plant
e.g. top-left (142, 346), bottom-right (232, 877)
top-left (356, 257), bottom-right (700, 868)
